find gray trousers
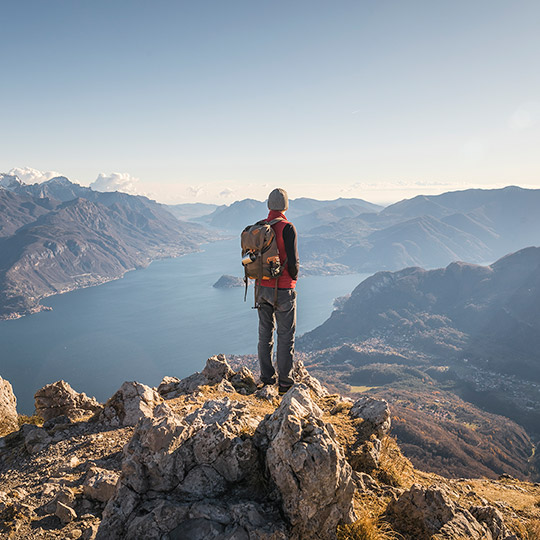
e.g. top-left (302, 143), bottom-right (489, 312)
top-left (257, 287), bottom-right (296, 388)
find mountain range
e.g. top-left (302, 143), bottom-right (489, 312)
top-left (304, 186), bottom-right (540, 272)
top-left (193, 196), bottom-right (383, 232)
top-left (0, 174), bottom-right (210, 319)
top-left (190, 186), bottom-right (540, 274)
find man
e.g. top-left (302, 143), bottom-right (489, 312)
top-left (257, 188), bottom-right (299, 395)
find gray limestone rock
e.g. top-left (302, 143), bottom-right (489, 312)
top-left (291, 359), bottom-right (328, 396)
top-left (387, 484), bottom-right (494, 540)
top-left (34, 380), bottom-right (102, 422)
top-left (97, 398), bottom-right (268, 539)
top-left (83, 467), bottom-right (120, 502)
top-left (255, 384), bottom-right (355, 539)
top-left (201, 354), bottom-right (235, 383)
top-left (156, 376), bottom-right (180, 397)
top-left (350, 396), bottom-right (391, 437)
top-left (216, 379), bottom-right (236, 393)
top-left (230, 367), bottom-right (257, 394)
top-left (99, 381), bottom-right (163, 427)
top-left (470, 505), bottom-right (508, 539)
top-left (157, 355), bottom-right (237, 399)
top-left (255, 385), bottom-right (279, 402)
top-left (24, 426), bottom-right (52, 454)
top-left (0, 376), bottom-right (18, 436)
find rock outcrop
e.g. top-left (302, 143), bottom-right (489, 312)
top-left (97, 399), bottom-right (285, 539)
top-left (34, 380), bottom-right (102, 421)
top-left (98, 374), bottom-right (354, 539)
top-left (83, 467), bottom-right (120, 503)
top-left (291, 359), bottom-right (329, 396)
top-left (1, 355), bottom-right (536, 540)
top-left (350, 395), bottom-right (391, 437)
top-left (0, 376), bottom-right (18, 436)
top-left (255, 384), bottom-right (355, 539)
top-left (386, 484), bottom-right (513, 540)
top-left (157, 354), bottom-right (260, 399)
top-left (99, 381), bottom-right (162, 427)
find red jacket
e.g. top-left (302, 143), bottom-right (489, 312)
top-left (259, 210), bottom-right (299, 290)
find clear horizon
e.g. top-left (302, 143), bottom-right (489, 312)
top-left (3, 167), bottom-right (536, 208)
top-left (2, 1), bottom-right (539, 205)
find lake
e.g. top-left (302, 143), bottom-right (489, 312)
top-left (0, 239), bottom-right (370, 414)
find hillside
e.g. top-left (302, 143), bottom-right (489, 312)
top-left (1, 357), bottom-right (539, 539)
top-left (300, 247), bottom-right (540, 382)
top-left (0, 175), bottom-right (210, 319)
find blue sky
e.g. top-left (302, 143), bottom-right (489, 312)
top-left (1, 1), bottom-right (539, 204)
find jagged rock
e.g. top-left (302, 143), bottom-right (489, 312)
top-left (470, 505), bottom-right (508, 539)
top-left (230, 367), bottom-right (257, 394)
top-left (255, 384), bottom-right (355, 539)
top-left (387, 484), bottom-right (494, 540)
top-left (216, 379), bottom-right (236, 393)
top-left (349, 437), bottom-right (382, 472)
top-left (291, 359), bottom-right (328, 396)
top-left (99, 381), bottom-right (163, 427)
top-left (156, 376), bottom-right (180, 396)
top-left (43, 486), bottom-right (76, 514)
top-left (56, 500), bottom-right (77, 523)
top-left (97, 399), bottom-right (274, 539)
top-left (350, 396), bottom-right (391, 437)
top-left (157, 355), bottom-right (240, 399)
top-left (83, 467), bottom-right (120, 502)
top-left (24, 426), bottom-right (52, 454)
top-left (162, 372), bottom-right (207, 398)
top-left (201, 354), bottom-right (235, 383)
top-left (0, 376), bottom-right (18, 436)
top-left (34, 380), bottom-right (102, 422)
top-left (255, 384), bottom-right (279, 401)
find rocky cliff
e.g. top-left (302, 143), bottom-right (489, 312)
top-left (1, 357), bottom-right (539, 539)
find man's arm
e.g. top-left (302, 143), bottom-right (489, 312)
top-left (282, 223), bottom-right (299, 280)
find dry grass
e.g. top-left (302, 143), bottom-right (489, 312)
top-left (375, 436), bottom-right (415, 488)
top-left (17, 414), bottom-right (43, 427)
top-left (525, 519), bottom-right (540, 539)
top-left (464, 478), bottom-right (540, 515)
top-left (337, 511), bottom-right (401, 540)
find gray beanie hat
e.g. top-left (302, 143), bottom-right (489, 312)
top-left (267, 188), bottom-right (289, 211)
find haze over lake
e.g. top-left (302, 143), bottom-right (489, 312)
top-left (1, 239), bottom-right (369, 414)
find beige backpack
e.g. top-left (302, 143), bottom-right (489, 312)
top-left (241, 218), bottom-right (286, 305)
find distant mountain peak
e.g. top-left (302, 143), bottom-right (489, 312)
top-left (0, 173), bottom-right (23, 190)
top-left (43, 176), bottom-right (76, 186)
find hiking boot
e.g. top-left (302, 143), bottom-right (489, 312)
top-left (257, 381), bottom-right (275, 390)
top-left (278, 386), bottom-right (291, 396)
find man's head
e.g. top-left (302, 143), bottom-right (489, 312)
top-left (267, 188), bottom-right (289, 212)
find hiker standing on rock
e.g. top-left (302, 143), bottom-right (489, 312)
top-left (255, 188), bottom-right (299, 395)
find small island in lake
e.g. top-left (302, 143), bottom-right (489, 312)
top-left (213, 275), bottom-right (244, 288)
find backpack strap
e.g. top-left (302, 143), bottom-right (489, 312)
top-left (243, 266), bottom-right (249, 302)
